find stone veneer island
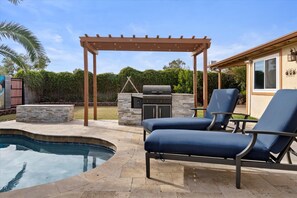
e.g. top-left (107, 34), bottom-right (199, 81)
top-left (118, 93), bottom-right (194, 125)
top-left (16, 104), bottom-right (74, 123)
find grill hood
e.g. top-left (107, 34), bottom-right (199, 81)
top-left (143, 85), bottom-right (171, 95)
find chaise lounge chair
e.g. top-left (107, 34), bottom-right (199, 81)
top-left (144, 89), bottom-right (297, 188)
top-left (143, 88), bottom-right (244, 141)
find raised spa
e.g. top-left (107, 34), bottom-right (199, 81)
top-left (0, 134), bottom-right (115, 192)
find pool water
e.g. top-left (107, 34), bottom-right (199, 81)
top-left (0, 135), bottom-right (114, 192)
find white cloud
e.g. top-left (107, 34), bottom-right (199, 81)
top-left (239, 32), bottom-right (264, 45)
top-left (208, 31), bottom-right (276, 63)
top-left (133, 52), bottom-right (161, 69)
top-left (36, 29), bottom-right (63, 44)
top-left (66, 25), bottom-right (81, 42)
top-left (53, 34), bottom-right (63, 43)
top-left (42, 0), bottom-right (73, 11)
top-left (95, 51), bottom-right (194, 74)
top-left (127, 23), bottom-right (148, 35)
top-left (45, 47), bottom-right (82, 72)
top-left (209, 43), bottom-right (248, 62)
top-left (20, 0), bottom-right (72, 15)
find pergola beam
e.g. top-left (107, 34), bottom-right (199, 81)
top-left (80, 41), bottom-right (98, 55)
top-left (192, 43), bottom-right (209, 56)
top-left (86, 43), bottom-right (98, 55)
top-left (80, 37), bottom-right (211, 45)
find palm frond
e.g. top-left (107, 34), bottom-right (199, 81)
top-left (0, 22), bottom-right (45, 62)
top-left (0, 44), bottom-right (26, 69)
top-left (8, 0), bottom-right (23, 5)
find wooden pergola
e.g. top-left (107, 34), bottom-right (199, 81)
top-left (80, 34), bottom-right (211, 126)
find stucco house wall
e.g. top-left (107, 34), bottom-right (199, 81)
top-left (248, 43), bottom-right (297, 119)
top-left (282, 43), bottom-right (297, 89)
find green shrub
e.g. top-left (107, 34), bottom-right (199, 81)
top-left (14, 66), bottom-right (242, 104)
top-left (173, 69), bottom-right (193, 93)
top-left (15, 69), bottom-right (43, 91)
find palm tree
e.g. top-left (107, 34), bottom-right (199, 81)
top-left (8, 0), bottom-right (23, 5)
top-left (0, 22), bottom-right (46, 69)
top-left (0, 0), bottom-right (46, 70)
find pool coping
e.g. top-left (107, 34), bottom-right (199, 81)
top-left (0, 120), bottom-right (141, 198)
top-left (0, 129), bottom-right (117, 151)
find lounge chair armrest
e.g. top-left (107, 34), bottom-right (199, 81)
top-left (211, 112), bottom-right (249, 117)
top-left (230, 112), bottom-right (250, 117)
top-left (191, 108), bottom-right (207, 117)
top-left (190, 108), bottom-right (207, 111)
top-left (230, 119), bottom-right (258, 123)
top-left (229, 119), bottom-right (258, 133)
top-left (245, 130), bottom-right (297, 137)
top-left (237, 130), bottom-right (297, 161)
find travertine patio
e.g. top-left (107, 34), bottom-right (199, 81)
top-left (0, 119), bottom-right (297, 198)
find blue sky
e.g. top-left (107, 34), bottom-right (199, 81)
top-left (1, 0), bottom-right (296, 73)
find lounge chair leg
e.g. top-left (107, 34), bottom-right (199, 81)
top-left (287, 150), bottom-right (292, 164)
top-left (143, 130), bottom-right (146, 141)
top-left (146, 152), bottom-right (150, 178)
top-left (236, 157), bottom-right (241, 189)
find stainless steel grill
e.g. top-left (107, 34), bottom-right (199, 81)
top-left (142, 85), bottom-right (172, 120)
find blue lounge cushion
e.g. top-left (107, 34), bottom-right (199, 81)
top-left (142, 88), bottom-right (239, 132)
top-left (204, 88), bottom-right (239, 126)
top-left (142, 117), bottom-right (214, 132)
top-left (254, 89), bottom-right (297, 154)
top-left (145, 129), bottom-right (270, 161)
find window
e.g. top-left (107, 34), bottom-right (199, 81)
top-left (253, 54), bottom-right (278, 91)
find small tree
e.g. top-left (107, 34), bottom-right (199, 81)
top-left (1, 54), bottom-right (49, 75)
top-left (163, 58), bottom-right (186, 70)
top-left (226, 66), bottom-right (246, 104)
top-left (173, 69), bottom-right (193, 93)
top-left (227, 66), bottom-right (246, 92)
top-left (0, 59), bottom-right (14, 75)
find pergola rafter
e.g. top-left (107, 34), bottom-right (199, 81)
top-left (80, 34), bottom-right (211, 126)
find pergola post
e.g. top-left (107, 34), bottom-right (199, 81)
top-left (218, 69), bottom-right (222, 89)
top-left (203, 47), bottom-right (208, 109)
top-left (193, 54), bottom-right (198, 116)
top-left (93, 53), bottom-right (97, 120)
top-left (84, 46), bottom-right (89, 126)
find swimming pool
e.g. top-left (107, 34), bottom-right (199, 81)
top-left (0, 134), bottom-right (115, 192)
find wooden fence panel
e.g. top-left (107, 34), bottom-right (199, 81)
top-left (11, 78), bottom-right (23, 107)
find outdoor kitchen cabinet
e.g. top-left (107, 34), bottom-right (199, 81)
top-left (142, 104), bottom-right (171, 120)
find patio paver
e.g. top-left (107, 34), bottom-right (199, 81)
top-left (0, 120), bottom-right (296, 198)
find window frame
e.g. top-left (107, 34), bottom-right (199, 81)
top-left (252, 53), bottom-right (279, 92)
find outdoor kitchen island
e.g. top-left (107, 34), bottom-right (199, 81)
top-left (118, 88), bottom-right (194, 126)
top-left (16, 104), bottom-right (74, 123)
